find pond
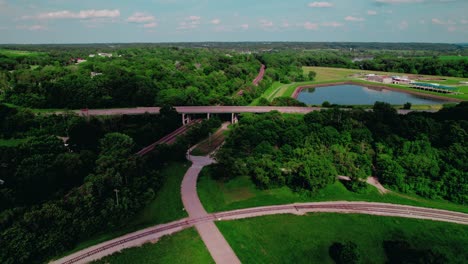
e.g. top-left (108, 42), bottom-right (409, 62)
top-left (296, 84), bottom-right (450, 105)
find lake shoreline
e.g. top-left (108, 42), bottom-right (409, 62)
top-left (292, 81), bottom-right (463, 103)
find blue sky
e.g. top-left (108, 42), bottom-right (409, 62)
top-left (0, 0), bottom-right (467, 43)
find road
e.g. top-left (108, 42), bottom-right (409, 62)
top-left (66, 106), bottom-right (435, 116)
top-left (51, 201), bottom-right (468, 264)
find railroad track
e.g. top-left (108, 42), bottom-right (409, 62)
top-left (52, 202), bottom-right (468, 264)
top-left (136, 119), bottom-right (202, 156)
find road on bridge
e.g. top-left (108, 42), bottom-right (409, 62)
top-left (63, 106), bottom-right (436, 117)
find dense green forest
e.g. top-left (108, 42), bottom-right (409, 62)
top-left (216, 102), bottom-right (467, 203)
top-left (1, 43), bottom-right (467, 110)
top-left (0, 103), bottom-right (221, 264)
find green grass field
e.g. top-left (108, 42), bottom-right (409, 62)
top-left (0, 49), bottom-right (45, 57)
top-left (54, 162), bottom-right (190, 260)
top-left (416, 55), bottom-right (468, 61)
top-left (302, 67), bottom-right (468, 101)
top-left (93, 228), bottom-right (213, 264)
top-left (217, 214), bottom-right (468, 264)
top-left (197, 166), bottom-right (468, 214)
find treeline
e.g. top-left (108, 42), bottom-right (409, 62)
top-left (360, 57), bottom-right (468, 77)
top-left (0, 104), bottom-right (221, 263)
top-left (216, 103), bottom-right (467, 203)
top-left (1, 47), bottom-right (263, 108)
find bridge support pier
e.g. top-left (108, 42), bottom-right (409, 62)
top-left (207, 113), bottom-right (211, 120)
top-left (182, 113), bottom-right (191, 125)
top-left (231, 113), bottom-right (238, 124)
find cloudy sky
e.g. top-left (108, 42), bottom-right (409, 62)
top-left (0, 0), bottom-right (467, 43)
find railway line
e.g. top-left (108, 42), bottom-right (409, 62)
top-left (136, 119), bottom-right (202, 156)
top-left (52, 201), bottom-right (468, 264)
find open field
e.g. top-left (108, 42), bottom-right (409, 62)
top-left (302, 67), bottom-right (468, 101)
top-left (217, 214), bottom-right (468, 263)
top-left (197, 167), bottom-right (468, 214)
top-left (55, 162), bottom-right (190, 260)
top-left (416, 55), bottom-right (468, 61)
top-left (257, 81), bottom-right (317, 102)
top-left (93, 228), bottom-right (214, 264)
top-left (0, 49), bottom-right (45, 57)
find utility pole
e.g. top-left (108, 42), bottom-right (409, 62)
top-left (114, 189), bottom-right (119, 206)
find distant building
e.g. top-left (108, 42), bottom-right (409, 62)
top-left (367, 75), bottom-right (392, 84)
top-left (98, 53), bottom-right (113, 58)
top-left (392, 76), bottom-right (412, 85)
top-left (91, 72), bottom-right (103, 78)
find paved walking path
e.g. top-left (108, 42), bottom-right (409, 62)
top-left (51, 156), bottom-right (468, 264)
top-left (181, 155), bottom-right (241, 264)
top-left (51, 201), bottom-right (468, 264)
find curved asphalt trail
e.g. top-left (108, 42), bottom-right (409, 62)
top-left (52, 157), bottom-right (468, 264)
top-left (181, 155), bottom-right (241, 264)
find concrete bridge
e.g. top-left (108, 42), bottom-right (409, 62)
top-left (75, 106), bottom-right (323, 124)
top-left (73, 106), bottom-right (435, 124)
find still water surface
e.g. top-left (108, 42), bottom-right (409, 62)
top-left (296, 84), bottom-right (449, 105)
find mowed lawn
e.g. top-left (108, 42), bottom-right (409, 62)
top-left (217, 214), bottom-right (468, 264)
top-left (197, 166), bottom-right (468, 214)
top-left (93, 228), bottom-right (213, 264)
top-left (55, 162), bottom-right (190, 260)
top-left (0, 48), bottom-right (45, 57)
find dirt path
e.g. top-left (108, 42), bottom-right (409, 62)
top-left (337, 176), bottom-right (389, 194)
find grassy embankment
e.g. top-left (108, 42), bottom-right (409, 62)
top-left (55, 162), bottom-right (190, 259)
top-left (93, 228), bottom-right (213, 264)
top-left (197, 167), bottom-right (468, 214)
top-left (255, 67), bottom-right (468, 106)
top-left (217, 214), bottom-right (468, 263)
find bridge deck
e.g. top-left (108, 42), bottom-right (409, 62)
top-left (75, 106), bottom-right (323, 116)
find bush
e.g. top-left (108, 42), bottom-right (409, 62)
top-left (329, 241), bottom-right (361, 264)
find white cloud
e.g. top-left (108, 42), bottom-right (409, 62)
top-left (281, 21), bottom-right (291, 28)
top-left (188, 16), bottom-right (201, 21)
top-left (127, 12), bottom-right (155, 23)
top-left (367, 10), bottom-right (378, 15)
top-left (399, 20), bottom-right (408, 29)
top-left (17, 24), bottom-right (47, 31)
top-left (259, 19), bottom-right (273, 28)
top-left (304, 22), bottom-right (319, 30)
top-left (23, 9), bottom-right (120, 20)
top-left (308, 2), bottom-right (333, 8)
top-left (143, 22), bottom-right (158, 28)
top-left (448, 26), bottom-right (456, 32)
top-left (210, 18), bottom-right (221, 25)
top-left (322, 21), bottom-right (343, 27)
top-left (460, 19), bottom-right (468, 24)
top-left (432, 18), bottom-right (456, 25)
top-left (177, 15), bottom-right (201, 30)
top-left (345, 16), bottom-right (365, 22)
top-left (240, 24), bottom-right (249, 29)
top-left (376, 0), bottom-right (424, 3)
